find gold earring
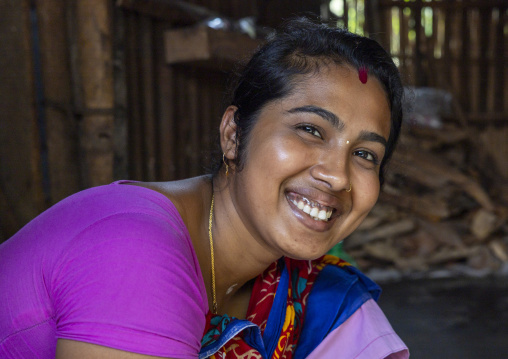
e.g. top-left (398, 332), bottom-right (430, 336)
top-left (223, 153), bottom-right (229, 177)
top-left (346, 182), bottom-right (352, 192)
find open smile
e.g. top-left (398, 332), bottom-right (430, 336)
top-left (286, 192), bottom-right (336, 221)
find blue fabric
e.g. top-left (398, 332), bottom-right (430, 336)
top-left (262, 263), bottom-right (289, 358)
top-left (199, 262), bottom-right (289, 359)
top-left (293, 265), bottom-right (381, 359)
top-left (199, 318), bottom-right (265, 358)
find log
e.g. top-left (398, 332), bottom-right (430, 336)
top-left (380, 190), bottom-right (451, 221)
top-left (345, 218), bottom-right (416, 248)
top-left (391, 147), bottom-right (494, 210)
top-left (470, 209), bottom-right (500, 241)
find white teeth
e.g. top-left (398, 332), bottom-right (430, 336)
top-left (290, 196), bottom-right (333, 221)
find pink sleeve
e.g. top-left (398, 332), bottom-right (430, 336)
top-left (305, 299), bottom-right (409, 359)
top-left (51, 194), bottom-right (208, 358)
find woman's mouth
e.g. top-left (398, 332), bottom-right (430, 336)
top-left (286, 192), bottom-right (335, 221)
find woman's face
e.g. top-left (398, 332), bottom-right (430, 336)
top-left (228, 64), bottom-right (391, 260)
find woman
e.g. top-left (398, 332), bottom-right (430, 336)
top-left (0, 18), bottom-right (408, 358)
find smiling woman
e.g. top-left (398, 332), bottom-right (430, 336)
top-left (0, 17), bottom-right (408, 359)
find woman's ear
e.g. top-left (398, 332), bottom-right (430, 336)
top-left (219, 106), bottom-right (238, 161)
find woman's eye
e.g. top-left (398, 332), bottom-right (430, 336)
top-left (298, 125), bottom-right (322, 139)
top-left (354, 150), bottom-right (379, 164)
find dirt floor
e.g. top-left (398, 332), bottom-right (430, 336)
top-left (378, 276), bottom-right (508, 359)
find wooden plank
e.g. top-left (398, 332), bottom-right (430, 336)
top-left (155, 21), bottom-right (176, 180)
top-left (494, 5), bottom-right (506, 112)
top-left (164, 26), bottom-right (261, 67)
top-left (112, 4), bottom-right (129, 180)
top-left (428, 6), bottom-right (438, 88)
top-left (444, 6), bottom-right (457, 94)
top-left (504, 8), bottom-right (508, 113)
top-left (469, 8), bottom-right (480, 113)
top-left (460, 7), bottom-right (471, 112)
top-left (116, 0), bottom-right (216, 24)
top-left (140, 16), bottom-right (157, 181)
top-left (0, 186), bottom-right (19, 241)
top-left (399, 7), bottom-right (408, 76)
top-left (364, 0), bottom-right (381, 40)
top-left (174, 68), bottom-right (188, 179)
top-left (188, 70), bottom-right (200, 176)
top-left (37, 0), bottom-right (81, 203)
top-left (0, 0), bottom-right (45, 236)
top-left (478, 8), bottom-right (492, 113)
top-left (413, 1), bottom-right (425, 85)
top-left (378, 0), bottom-right (508, 10)
top-left (125, 12), bottom-right (143, 180)
top-left (376, 2), bottom-right (391, 50)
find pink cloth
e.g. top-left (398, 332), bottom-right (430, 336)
top-left (0, 183), bottom-right (208, 358)
top-left (306, 299), bottom-right (409, 359)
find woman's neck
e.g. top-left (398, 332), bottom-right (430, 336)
top-left (210, 174), bottom-right (281, 314)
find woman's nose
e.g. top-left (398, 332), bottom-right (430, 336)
top-left (309, 152), bottom-right (351, 192)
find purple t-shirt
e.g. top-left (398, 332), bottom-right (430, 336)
top-left (0, 183), bottom-right (208, 358)
top-left (1, 182), bottom-right (408, 358)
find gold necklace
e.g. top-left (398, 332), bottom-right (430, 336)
top-left (208, 193), bottom-right (218, 314)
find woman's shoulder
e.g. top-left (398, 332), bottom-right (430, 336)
top-left (17, 180), bottom-right (192, 242)
top-left (0, 180), bottom-right (209, 358)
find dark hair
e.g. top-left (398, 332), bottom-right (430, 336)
top-left (213, 17), bottom-right (403, 185)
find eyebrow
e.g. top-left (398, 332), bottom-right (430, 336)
top-left (287, 105), bottom-right (388, 147)
top-left (287, 105), bottom-right (344, 131)
top-left (358, 131), bottom-right (388, 148)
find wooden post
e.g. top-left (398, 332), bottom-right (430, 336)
top-left (73, 1), bottom-right (115, 187)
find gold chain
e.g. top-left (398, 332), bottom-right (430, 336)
top-left (208, 193), bottom-right (218, 314)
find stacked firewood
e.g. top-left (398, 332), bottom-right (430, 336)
top-left (344, 115), bottom-right (508, 280)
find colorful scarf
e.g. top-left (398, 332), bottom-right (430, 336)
top-left (199, 254), bottom-right (376, 359)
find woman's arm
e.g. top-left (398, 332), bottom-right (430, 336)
top-left (56, 339), bottom-right (175, 359)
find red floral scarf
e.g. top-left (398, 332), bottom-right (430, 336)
top-left (201, 255), bottom-right (349, 359)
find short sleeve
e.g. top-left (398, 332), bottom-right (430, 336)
top-left (305, 299), bottom-right (409, 359)
top-left (51, 194), bottom-right (208, 358)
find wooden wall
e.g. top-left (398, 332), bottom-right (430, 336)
top-left (1, 0), bottom-right (506, 240)
top-left (118, 0), bottom-right (321, 182)
top-left (0, 0), bottom-right (117, 239)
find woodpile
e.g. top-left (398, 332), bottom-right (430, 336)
top-left (344, 107), bottom-right (508, 281)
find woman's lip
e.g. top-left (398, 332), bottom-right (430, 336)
top-left (286, 195), bottom-right (336, 232)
